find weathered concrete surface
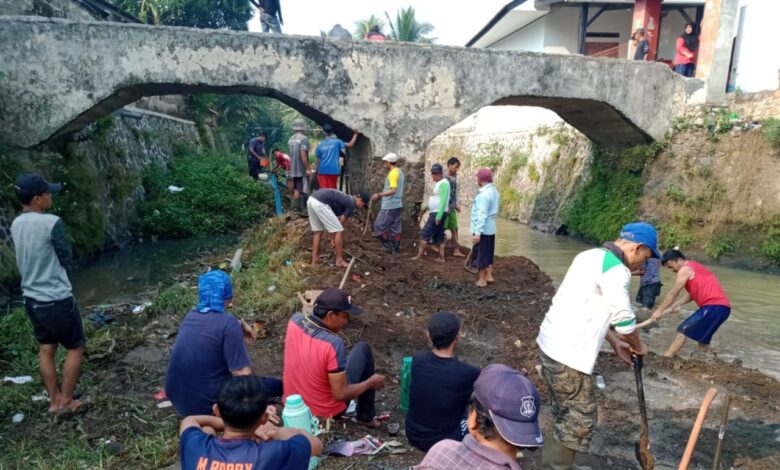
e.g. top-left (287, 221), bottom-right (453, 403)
top-left (0, 16), bottom-right (691, 160)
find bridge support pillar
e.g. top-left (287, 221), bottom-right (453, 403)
top-left (696, 0), bottom-right (739, 104)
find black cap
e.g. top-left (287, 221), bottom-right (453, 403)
top-left (314, 288), bottom-right (363, 316)
top-left (323, 123), bottom-right (334, 134)
top-left (356, 192), bottom-right (370, 205)
top-left (431, 163), bottom-right (443, 174)
top-left (14, 173), bottom-right (62, 198)
top-left (428, 311), bottom-right (460, 348)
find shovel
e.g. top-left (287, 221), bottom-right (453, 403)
top-left (633, 356), bottom-right (655, 470)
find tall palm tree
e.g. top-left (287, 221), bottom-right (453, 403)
top-left (384, 7), bottom-right (435, 43)
top-left (353, 14), bottom-right (386, 39)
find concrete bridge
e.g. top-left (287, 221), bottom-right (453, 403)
top-left (0, 16), bottom-right (697, 161)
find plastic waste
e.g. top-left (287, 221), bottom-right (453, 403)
top-left (167, 185), bottom-right (184, 193)
top-left (132, 302), bottom-right (152, 314)
top-left (595, 374), bottom-right (606, 390)
top-left (12, 413), bottom-right (24, 424)
top-left (399, 356), bottom-right (412, 412)
top-left (3, 376), bottom-right (34, 385)
top-left (283, 394), bottom-right (319, 469)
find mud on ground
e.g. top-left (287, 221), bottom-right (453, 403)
top-left (4, 218), bottom-right (779, 469)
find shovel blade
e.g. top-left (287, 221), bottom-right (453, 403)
top-left (635, 436), bottom-right (655, 470)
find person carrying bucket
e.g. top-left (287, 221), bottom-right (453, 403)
top-left (649, 248), bottom-right (731, 358)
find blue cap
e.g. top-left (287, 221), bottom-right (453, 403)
top-left (619, 222), bottom-right (661, 259)
top-left (197, 269), bottom-right (233, 313)
top-left (430, 163), bottom-right (443, 173)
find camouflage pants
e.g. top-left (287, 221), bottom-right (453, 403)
top-left (539, 350), bottom-right (597, 452)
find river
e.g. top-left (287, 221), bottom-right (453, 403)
top-left (458, 217), bottom-right (780, 380)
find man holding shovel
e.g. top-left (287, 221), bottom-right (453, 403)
top-left (536, 222), bottom-right (656, 469)
top-left (371, 153), bottom-right (404, 254)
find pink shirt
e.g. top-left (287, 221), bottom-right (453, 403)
top-left (674, 37), bottom-right (696, 65)
top-left (685, 261), bottom-right (730, 307)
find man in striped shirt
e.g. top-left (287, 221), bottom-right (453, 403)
top-left (536, 222), bottom-right (656, 469)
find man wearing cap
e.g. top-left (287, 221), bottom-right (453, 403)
top-left (282, 289), bottom-right (386, 427)
top-left (470, 168), bottom-right (501, 287)
top-left (412, 163), bottom-right (450, 263)
top-left (288, 120), bottom-right (311, 213)
top-left (166, 269), bottom-right (282, 417)
top-left (307, 188), bottom-right (368, 267)
top-left (414, 364), bottom-right (543, 470)
top-left (314, 124), bottom-right (358, 190)
top-left (11, 173), bottom-right (85, 413)
top-left (536, 222), bottom-right (655, 469)
top-left (406, 311), bottom-right (481, 452)
top-left (371, 153), bottom-right (404, 254)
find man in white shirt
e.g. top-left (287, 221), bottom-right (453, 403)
top-left (536, 222), bottom-right (658, 469)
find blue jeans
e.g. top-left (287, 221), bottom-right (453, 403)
top-left (261, 14), bottom-right (282, 34)
top-left (673, 63), bottom-right (695, 77)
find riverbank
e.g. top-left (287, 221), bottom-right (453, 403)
top-left (1, 216), bottom-right (779, 469)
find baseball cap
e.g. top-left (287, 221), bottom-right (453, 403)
top-left (477, 168), bottom-right (493, 183)
top-left (634, 27), bottom-right (645, 34)
top-left (430, 163), bottom-right (443, 174)
top-left (619, 222), bottom-right (661, 259)
top-left (197, 269), bottom-right (234, 313)
top-left (474, 364), bottom-right (543, 447)
top-left (382, 153), bottom-right (399, 163)
top-left (292, 120), bottom-right (306, 131)
top-left (14, 173), bottom-right (62, 198)
top-left (313, 288), bottom-right (363, 316)
top-left (323, 123), bottom-right (334, 134)
top-left (428, 311), bottom-right (460, 348)
top-left (356, 192), bottom-right (370, 205)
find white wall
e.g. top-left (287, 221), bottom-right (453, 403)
top-left (491, 15), bottom-right (545, 51)
top-left (542, 6), bottom-right (580, 54)
top-left (731, 0), bottom-right (780, 92)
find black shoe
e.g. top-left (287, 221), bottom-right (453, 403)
top-left (377, 236), bottom-right (391, 251)
top-left (391, 240), bottom-right (400, 254)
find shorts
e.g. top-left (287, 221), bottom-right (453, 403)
top-left (678, 305), bottom-right (730, 345)
top-left (24, 296), bottom-right (86, 349)
top-left (444, 211), bottom-right (459, 231)
top-left (307, 197), bottom-right (343, 233)
top-left (470, 234), bottom-right (495, 269)
top-left (539, 349), bottom-right (596, 452)
top-left (421, 212), bottom-right (448, 246)
top-left (291, 177), bottom-right (305, 194)
top-left (373, 208), bottom-right (403, 238)
top-left (318, 174), bottom-right (338, 189)
top-left (636, 282), bottom-right (662, 308)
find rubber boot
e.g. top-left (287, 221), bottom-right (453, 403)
top-left (376, 236), bottom-right (391, 251)
top-left (391, 240), bottom-right (400, 254)
top-left (541, 436), bottom-right (592, 470)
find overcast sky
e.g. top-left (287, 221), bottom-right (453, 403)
top-left (248, 0), bottom-right (509, 47)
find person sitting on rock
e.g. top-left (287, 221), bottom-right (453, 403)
top-left (179, 375), bottom-right (322, 470)
top-left (414, 364), bottom-right (543, 470)
top-left (282, 288), bottom-right (385, 428)
top-left (165, 269), bottom-right (282, 417)
top-left (405, 311), bottom-right (481, 452)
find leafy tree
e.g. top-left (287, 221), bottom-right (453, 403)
top-left (110, 0), bottom-right (253, 30)
top-left (353, 14), bottom-right (386, 39)
top-left (384, 7), bottom-right (435, 43)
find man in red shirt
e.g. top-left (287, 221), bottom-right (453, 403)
top-left (650, 248), bottom-right (730, 357)
top-left (282, 289), bottom-right (385, 427)
top-left (271, 148), bottom-right (292, 194)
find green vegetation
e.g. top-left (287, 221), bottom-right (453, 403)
top-left (527, 163), bottom-right (540, 183)
top-left (763, 117), bottom-right (780, 149)
top-left (763, 224), bottom-right (780, 265)
top-left (384, 7), bottom-right (435, 43)
top-left (109, 0), bottom-right (253, 30)
top-left (471, 141), bottom-right (504, 170)
top-left (704, 236), bottom-right (737, 259)
top-left (564, 143), bottom-right (663, 243)
top-left (353, 14), bottom-right (386, 39)
top-left (136, 147), bottom-right (272, 238)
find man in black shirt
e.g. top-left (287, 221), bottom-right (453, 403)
top-left (405, 311), bottom-right (481, 452)
top-left (307, 189), bottom-right (368, 267)
top-left (632, 28), bottom-right (649, 61)
top-left (252, 0), bottom-right (283, 34)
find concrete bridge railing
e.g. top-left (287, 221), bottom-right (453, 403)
top-left (0, 16), bottom-right (696, 161)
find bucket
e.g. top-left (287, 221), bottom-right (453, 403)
top-left (259, 157), bottom-right (270, 168)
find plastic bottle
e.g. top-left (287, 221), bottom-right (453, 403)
top-left (282, 394), bottom-right (319, 470)
top-left (399, 356), bottom-right (413, 412)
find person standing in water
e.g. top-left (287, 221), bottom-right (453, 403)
top-left (650, 248), bottom-right (730, 357)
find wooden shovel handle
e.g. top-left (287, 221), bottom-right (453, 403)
top-left (678, 387), bottom-right (718, 470)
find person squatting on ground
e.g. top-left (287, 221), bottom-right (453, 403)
top-left (412, 163), bottom-right (450, 263)
top-left (405, 311), bottom-right (481, 452)
top-left (536, 222), bottom-right (657, 469)
top-left (165, 269), bottom-right (282, 417)
top-left (650, 248), bottom-right (731, 358)
top-left (282, 289), bottom-right (386, 428)
top-left (314, 123), bottom-right (358, 190)
top-left (288, 120), bottom-right (311, 213)
top-left (255, 0), bottom-right (283, 34)
top-left (444, 157), bottom-right (466, 257)
top-left (179, 375), bottom-right (323, 470)
top-left (11, 173), bottom-right (86, 414)
top-left (470, 168), bottom-right (501, 288)
top-left (307, 189), bottom-right (368, 268)
top-left (371, 152), bottom-right (405, 254)
top-left (414, 364), bottom-right (543, 470)
top-left (635, 257), bottom-right (662, 308)
top-left (247, 132), bottom-right (267, 181)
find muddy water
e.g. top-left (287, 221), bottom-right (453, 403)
top-left (459, 217), bottom-right (780, 379)
top-left (68, 234), bottom-right (237, 307)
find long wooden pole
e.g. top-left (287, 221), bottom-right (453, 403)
top-left (711, 394), bottom-right (732, 470)
top-left (678, 387), bottom-right (718, 470)
top-left (338, 257), bottom-right (356, 289)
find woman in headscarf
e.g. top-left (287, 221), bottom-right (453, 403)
top-left (673, 22), bottom-right (699, 77)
